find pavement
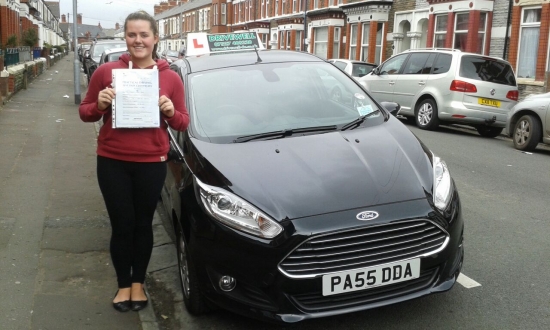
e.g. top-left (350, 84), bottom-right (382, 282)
top-left (0, 53), bottom-right (173, 329)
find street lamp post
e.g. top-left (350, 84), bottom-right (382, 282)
top-left (72, 0), bottom-right (81, 104)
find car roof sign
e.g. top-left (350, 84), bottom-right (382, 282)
top-left (186, 32), bottom-right (264, 57)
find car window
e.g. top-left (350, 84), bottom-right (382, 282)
top-left (93, 43), bottom-right (126, 57)
top-left (402, 53), bottom-right (431, 75)
top-left (421, 53), bottom-right (437, 74)
top-left (189, 62), bottom-right (381, 142)
top-left (352, 63), bottom-right (376, 77)
top-left (379, 54), bottom-right (408, 75)
top-left (108, 53), bottom-right (123, 62)
top-left (459, 55), bottom-right (517, 86)
top-left (432, 54), bottom-right (452, 74)
top-left (333, 61), bottom-right (347, 71)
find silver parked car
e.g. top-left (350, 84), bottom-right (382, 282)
top-left (359, 49), bottom-right (519, 137)
top-left (329, 59), bottom-right (377, 80)
top-left (506, 92), bottom-right (550, 151)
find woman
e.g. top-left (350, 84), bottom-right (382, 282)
top-left (79, 11), bottom-right (189, 312)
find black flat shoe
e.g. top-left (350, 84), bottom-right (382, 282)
top-left (131, 289), bottom-right (148, 312)
top-left (113, 291), bottom-right (131, 313)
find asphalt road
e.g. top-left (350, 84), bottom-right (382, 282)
top-left (152, 120), bottom-right (550, 330)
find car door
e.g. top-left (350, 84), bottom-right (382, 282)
top-left (361, 54), bottom-right (408, 103)
top-left (392, 53), bottom-right (435, 113)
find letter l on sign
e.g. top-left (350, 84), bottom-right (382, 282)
top-left (193, 39), bottom-right (204, 48)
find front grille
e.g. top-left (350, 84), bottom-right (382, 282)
top-left (279, 220), bottom-right (448, 278)
top-left (290, 268), bottom-right (438, 312)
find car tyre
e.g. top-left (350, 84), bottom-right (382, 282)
top-left (513, 114), bottom-right (541, 151)
top-left (476, 126), bottom-right (503, 138)
top-left (415, 99), bottom-right (439, 130)
top-left (175, 220), bottom-right (208, 315)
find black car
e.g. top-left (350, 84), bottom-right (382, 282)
top-left (162, 33), bottom-right (464, 324)
top-left (98, 47), bottom-right (128, 66)
top-left (161, 49), bottom-right (180, 63)
top-left (83, 39), bottom-right (126, 83)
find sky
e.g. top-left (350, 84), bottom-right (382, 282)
top-left (58, 0), bottom-right (161, 28)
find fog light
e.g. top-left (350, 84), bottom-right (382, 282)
top-left (219, 275), bottom-right (236, 292)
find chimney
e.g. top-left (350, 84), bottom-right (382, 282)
top-left (115, 23), bottom-right (120, 30)
top-left (61, 14), bottom-right (66, 23)
top-left (77, 14), bottom-right (82, 25)
top-left (154, 5), bottom-right (160, 15)
top-left (169, 0), bottom-right (177, 8)
top-left (98, 22), bottom-right (102, 29)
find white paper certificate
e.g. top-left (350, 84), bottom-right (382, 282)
top-left (112, 68), bottom-right (160, 128)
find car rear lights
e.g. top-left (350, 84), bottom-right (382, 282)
top-left (450, 80), bottom-right (477, 93)
top-left (506, 90), bottom-right (519, 101)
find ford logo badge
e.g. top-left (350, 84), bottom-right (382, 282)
top-left (356, 211), bottom-right (379, 221)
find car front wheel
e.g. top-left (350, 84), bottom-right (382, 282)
top-left (513, 114), bottom-right (541, 151)
top-left (175, 220), bottom-right (208, 315)
top-left (415, 99), bottom-right (439, 130)
top-left (476, 126), bottom-right (503, 138)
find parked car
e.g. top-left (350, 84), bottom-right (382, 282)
top-left (161, 32), bottom-right (464, 324)
top-left (78, 42), bottom-right (92, 63)
top-left (359, 49), bottom-right (519, 137)
top-left (329, 59), bottom-right (377, 80)
top-left (161, 49), bottom-right (180, 63)
top-left (506, 92), bottom-right (550, 151)
top-left (84, 38), bottom-right (126, 83)
top-left (98, 47), bottom-right (128, 66)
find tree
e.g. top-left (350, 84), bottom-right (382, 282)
top-left (5, 34), bottom-right (18, 48)
top-left (21, 28), bottom-right (39, 48)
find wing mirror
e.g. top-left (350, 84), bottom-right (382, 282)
top-left (84, 50), bottom-right (91, 59)
top-left (380, 101), bottom-right (401, 116)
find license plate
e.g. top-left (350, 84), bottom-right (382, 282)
top-left (478, 98), bottom-right (501, 108)
top-left (322, 259), bottom-right (420, 296)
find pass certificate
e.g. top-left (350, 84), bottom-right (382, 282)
top-left (112, 68), bottom-right (160, 128)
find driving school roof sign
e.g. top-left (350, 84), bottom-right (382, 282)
top-left (186, 32), bottom-right (264, 57)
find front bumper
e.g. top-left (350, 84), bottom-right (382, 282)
top-left (188, 196), bottom-right (464, 323)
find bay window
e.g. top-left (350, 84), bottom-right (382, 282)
top-left (518, 7), bottom-right (541, 79)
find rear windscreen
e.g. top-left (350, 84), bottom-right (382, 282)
top-left (460, 56), bottom-right (516, 86)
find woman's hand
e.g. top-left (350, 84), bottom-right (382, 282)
top-left (98, 87), bottom-right (115, 111)
top-left (159, 95), bottom-right (175, 118)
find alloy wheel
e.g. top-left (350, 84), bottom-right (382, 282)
top-left (418, 103), bottom-right (433, 126)
top-left (178, 232), bottom-right (191, 299)
top-left (515, 119), bottom-right (530, 146)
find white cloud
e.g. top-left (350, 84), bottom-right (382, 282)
top-left (59, 0), bottom-right (161, 28)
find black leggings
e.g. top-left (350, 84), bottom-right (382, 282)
top-left (97, 156), bottom-right (166, 288)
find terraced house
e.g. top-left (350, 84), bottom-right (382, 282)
top-left (155, 0), bottom-right (548, 96)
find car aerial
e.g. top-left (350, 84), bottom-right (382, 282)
top-left (84, 38), bottom-right (126, 83)
top-left (98, 47), bottom-right (128, 67)
top-left (161, 49), bottom-right (180, 63)
top-left (506, 92), bottom-right (550, 151)
top-left (329, 59), bottom-right (378, 80)
top-left (359, 49), bottom-right (519, 138)
top-left (162, 32), bottom-right (464, 324)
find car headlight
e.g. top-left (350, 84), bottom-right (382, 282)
top-left (196, 178), bottom-right (283, 239)
top-left (432, 154), bottom-right (453, 211)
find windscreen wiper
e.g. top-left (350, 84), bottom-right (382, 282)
top-left (233, 125), bottom-right (337, 143)
top-left (340, 110), bottom-right (381, 131)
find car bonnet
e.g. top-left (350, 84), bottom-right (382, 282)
top-left (191, 118), bottom-right (434, 221)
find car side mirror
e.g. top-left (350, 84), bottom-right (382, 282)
top-left (372, 67), bottom-right (379, 75)
top-left (380, 101), bottom-right (401, 116)
top-left (84, 50), bottom-right (90, 58)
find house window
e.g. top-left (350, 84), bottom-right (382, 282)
top-left (234, 4), bottom-right (238, 23)
top-left (267, 0), bottom-right (270, 17)
top-left (287, 30), bottom-right (292, 50)
top-left (375, 22), bottom-right (384, 65)
top-left (361, 23), bottom-right (370, 62)
top-left (333, 27), bottom-right (340, 59)
top-left (314, 26), bottom-right (328, 59)
top-left (434, 15), bottom-right (447, 48)
top-left (295, 30), bottom-right (302, 50)
top-left (205, 9), bottom-right (209, 29)
top-left (349, 24), bottom-right (358, 60)
top-left (282, 0), bottom-right (286, 15)
top-left (221, 3), bottom-right (227, 25)
top-left (279, 31), bottom-right (285, 49)
top-left (249, 0), bottom-right (252, 20)
top-left (293, 0), bottom-right (297, 13)
top-left (478, 12), bottom-right (487, 54)
top-left (261, 33), bottom-right (268, 48)
top-left (453, 12), bottom-right (468, 51)
top-left (262, 0), bottom-right (265, 18)
top-left (275, 0), bottom-right (279, 16)
top-left (518, 7), bottom-right (541, 79)
top-left (199, 10), bottom-right (204, 31)
top-left (314, 0), bottom-right (319, 9)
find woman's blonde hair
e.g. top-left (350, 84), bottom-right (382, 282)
top-left (124, 10), bottom-right (159, 59)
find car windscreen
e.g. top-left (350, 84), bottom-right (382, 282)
top-left (459, 56), bottom-right (517, 86)
top-left (189, 62), bottom-right (382, 143)
top-left (107, 53), bottom-right (124, 62)
top-left (93, 43), bottom-right (127, 57)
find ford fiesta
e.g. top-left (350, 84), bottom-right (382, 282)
top-left (161, 32), bottom-right (464, 324)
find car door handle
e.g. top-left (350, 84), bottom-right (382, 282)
top-left (418, 81), bottom-right (426, 86)
top-left (389, 81), bottom-right (395, 85)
